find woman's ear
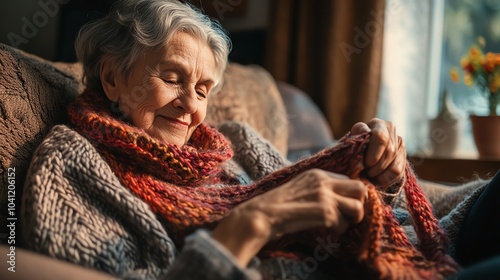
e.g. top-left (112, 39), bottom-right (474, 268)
top-left (100, 58), bottom-right (120, 102)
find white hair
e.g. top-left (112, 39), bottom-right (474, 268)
top-left (75, 0), bottom-right (231, 92)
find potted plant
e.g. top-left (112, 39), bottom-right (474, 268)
top-left (450, 37), bottom-right (500, 158)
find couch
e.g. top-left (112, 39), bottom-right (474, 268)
top-left (0, 43), bottom-right (335, 279)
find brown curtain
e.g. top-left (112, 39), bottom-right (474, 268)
top-left (266, 0), bottom-right (386, 138)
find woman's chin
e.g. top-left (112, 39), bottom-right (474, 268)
top-left (149, 131), bottom-right (186, 147)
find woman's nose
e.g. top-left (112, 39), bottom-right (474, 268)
top-left (173, 89), bottom-right (198, 114)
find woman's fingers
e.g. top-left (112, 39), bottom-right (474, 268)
top-left (350, 122), bottom-right (371, 135)
top-left (289, 170), bottom-right (366, 201)
top-left (259, 169), bottom-right (366, 235)
top-left (371, 137), bottom-right (406, 187)
top-left (333, 193), bottom-right (365, 224)
top-left (269, 196), bottom-right (363, 236)
top-left (330, 177), bottom-right (367, 201)
top-left (365, 126), bottom-right (396, 177)
top-left (350, 118), bottom-right (406, 188)
top-left (364, 119), bottom-right (394, 169)
top-left (269, 202), bottom-right (347, 234)
top-left (213, 169), bottom-right (369, 267)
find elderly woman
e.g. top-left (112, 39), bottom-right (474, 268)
top-left (20, 0), bottom-right (499, 279)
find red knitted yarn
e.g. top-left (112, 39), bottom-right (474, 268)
top-left (68, 90), bottom-right (459, 279)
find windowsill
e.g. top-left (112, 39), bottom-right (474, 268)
top-left (408, 155), bottom-right (500, 184)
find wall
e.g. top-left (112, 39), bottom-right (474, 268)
top-left (217, 0), bottom-right (270, 32)
top-left (0, 0), bottom-right (271, 62)
top-left (215, 0), bottom-right (271, 67)
top-left (0, 0), bottom-right (66, 60)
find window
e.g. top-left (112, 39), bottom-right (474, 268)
top-left (378, 0), bottom-right (500, 157)
top-left (440, 1), bottom-right (500, 117)
top-left (377, 0), bottom-right (434, 155)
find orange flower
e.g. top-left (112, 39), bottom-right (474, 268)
top-left (483, 52), bottom-right (496, 73)
top-left (461, 57), bottom-right (474, 73)
top-left (485, 52), bottom-right (500, 69)
top-left (464, 73), bottom-right (473, 86)
top-left (453, 37), bottom-right (500, 115)
top-left (450, 67), bottom-right (460, 83)
top-left (460, 57), bottom-right (469, 68)
top-left (483, 52), bottom-right (500, 73)
top-left (469, 45), bottom-right (481, 60)
top-left (466, 46), bottom-right (485, 72)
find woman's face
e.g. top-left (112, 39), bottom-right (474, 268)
top-left (106, 32), bottom-right (217, 146)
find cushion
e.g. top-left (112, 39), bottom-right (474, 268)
top-left (205, 63), bottom-right (288, 155)
top-left (0, 44), bottom-right (80, 238)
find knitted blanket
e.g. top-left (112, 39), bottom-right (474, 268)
top-left (21, 90), bottom-right (487, 279)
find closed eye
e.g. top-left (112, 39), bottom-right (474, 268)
top-left (158, 74), bottom-right (180, 85)
top-left (163, 79), bottom-right (178, 84)
top-left (197, 91), bottom-right (207, 99)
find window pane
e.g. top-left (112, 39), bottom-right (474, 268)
top-left (379, 0), bottom-right (500, 157)
top-left (440, 0), bottom-right (500, 154)
top-left (377, 0), bottom-right (432, 155)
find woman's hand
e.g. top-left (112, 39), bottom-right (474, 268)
top-left (350, 118), bottom-right (406, 189)
top-left (211, 169), bottom-right (366, 267)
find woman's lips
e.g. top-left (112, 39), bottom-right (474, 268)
top-left (157, 115), bottom-right (189, 127)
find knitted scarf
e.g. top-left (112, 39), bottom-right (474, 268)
top-left (68, 90), bottom-right (459, 279)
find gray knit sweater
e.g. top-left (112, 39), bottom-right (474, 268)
top-left (20, 123), bottom-right (487, 280)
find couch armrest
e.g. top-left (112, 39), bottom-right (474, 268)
top-left (0, 245), bottom-right (115, 280)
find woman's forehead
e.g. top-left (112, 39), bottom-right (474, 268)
top-left (133, 33), bottom-right (218, 81)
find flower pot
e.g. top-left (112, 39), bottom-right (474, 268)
top-left (470, 115), bottom-right (500, 159)
top-left (429, 90), bottom-right (463, 157)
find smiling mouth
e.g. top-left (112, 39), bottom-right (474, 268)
top-left (157, 115), bottom-right (189, 127)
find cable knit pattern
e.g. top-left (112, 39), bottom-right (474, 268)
top-left (21, 125), bottom-right (177, 280)
top-left (21, 89), bottom-right (489, 279)
top-left (218, 122), bottom-right (290, 181)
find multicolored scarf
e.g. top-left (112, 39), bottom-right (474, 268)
top-left (68, 90), bottom-right (459, 279)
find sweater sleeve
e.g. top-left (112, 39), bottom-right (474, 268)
top-left (217, 122), bottom-right (290, 181)
top-left (163, 230), bottom-right (260, 280)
